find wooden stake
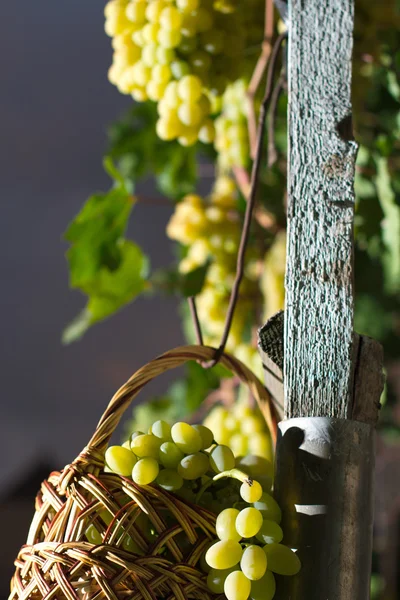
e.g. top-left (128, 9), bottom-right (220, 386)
top-left (284, 0), bottom-right (358, 419)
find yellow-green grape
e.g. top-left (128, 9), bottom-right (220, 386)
top-left (263, 543), bottom-right (301, 576)
top-left (178, 452), bottom-right (210, 479)
top-left (224, 570), bottom-right (251, 600)
top-left (121, 440), bottom-right (131, 449)
top-left (236, 455), bottom-right (273, 492)
top-left (256, 520), bottom-right (283, 545)
top-left (177, 0), bottom-right (199, 12)
top-left (240, 480), bottom-right (263, 503)
top-left (209, 444), bottom-right (235, 473)
top-left (171, 422), bottom-right (202, 453)
top-left (205, 539), bottom-right (243, 569)
top-left (178, 102), bottom-right (203, 126)
top-left (105, 446), bottom-right (137, 476)
top-left (132, 457), bottom-right (159, 485)
top-left (177, 74), bottom-right (203, 101)
top-left (192, 424), bottom-right (214, 449)
top-left (85, 524), bottom-right (102, 545)
top-left (100, 509), bottom-right (113, 526)
top-left (159, 441), bottom-right (185, 468)
top-left (121, 535), bottom-right (145, 555)
top-left (240, 545), bottom-right (267, 580)
top-left (150, 420), bottom-right (172, 442)
top-left (207, 567), bottom-right (236, 593)
top-left (214, 78), bottom-right (250, 171)
top-left (130, 430), bottom-right (144, 442)
top-left (235, 507), bottom-right (263, 538)
top-left (249, 571), bottom-right (276, 600)
top-left (130, 433), bottom-right (161, 459)
top-left (198, 119), bottom-right (215, 143)
top-left (215, 508), bottom-right (241, 541)
top-left (156, 468), bottom-right (184, 491)
top-left (253, 493), bottom-right (282, 524)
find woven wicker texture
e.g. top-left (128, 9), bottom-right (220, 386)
top-left (9, 345), bottom-right (275, 600)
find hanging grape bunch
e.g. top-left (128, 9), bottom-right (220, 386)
top-left (166, 177), bottom-right (264, 373)
top-left (104, 418), bottom-right (300, 600)
top-left (215, 78), bottom-right (252, 170)
top-left (104, 0), bottom-right (264, 146)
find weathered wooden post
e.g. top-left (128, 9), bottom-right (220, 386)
top-left (259, 1), bottom-right (384, 598)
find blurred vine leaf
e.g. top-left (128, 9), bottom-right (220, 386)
top-left (150, 261), bottom-right (211, 297)
top-left (107, 102), bottom-right (198, 200)
top-left (375, 156), bottom-right (400, 293)
top-left (63, 158), bottom-right (149, 343)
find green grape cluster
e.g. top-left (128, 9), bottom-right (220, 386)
top-left (214, 78), bottom-right (251, 171)
top-left (104, 0), bottom-right (264, 146)
top-left (205, 476), bottom-right (301, 600)
top-left (100, 417), bottom-right (299, 599)
top-left (166, 177), bottom-right (261, 369)
top-left (203, 400), bottom-right (273, 462)
top-left (105, 420), bottom-right (218, 489)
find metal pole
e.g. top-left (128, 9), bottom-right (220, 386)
top-left (273, 417), bottom-right (375, 600)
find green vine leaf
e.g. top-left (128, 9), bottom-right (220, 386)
top-left (151, 261), bottom-right (211, 297)
top-left (375, 156), bottom-right (400, 293)
top-left (108, 102), bottom-right (197, 200)
top-left (63, 161), bottom-right (149, 343)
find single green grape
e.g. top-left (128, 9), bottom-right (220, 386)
top-left (192, 424), bottom-right (214, 449)
top-left (130, 431), bottom-right (144, 443)
top-left (177, 74), bottom-right (203, 102)
top-left (236, 507), bottom-right (263, 538)
top-left (145, 0), bottom-right (165, 23)
top-left (240, 545), bottom-right (268, 581)
top-left (205, 539), bottom-right (243, 570)
top-left (105, 446), bottom-right (137, 476)
top-left (150, 420), bottom-right (172, 442)
top-left (249, 570), bottom-right (276, 600)
top-left (159, 441), bottom-right (185, 468)
top-left (178, 102), bottom-right (203, 127)
top-left (207, 567), bottom-right (236, 593)
top-left (132, 457), bottom-right (159, 486)
top-left (224, 570), bottom-right (251, 600)
top-left (263, 543), bottom-right (301, 576)
top-left (130, 434), bottom-right (161, 459)
top-left (256, 520), bottom-right (283, 545)
top-left (85, 524), bottom-right (102, 545)
top-left (209, 444), bottom-right (235, 473)
top-left (240, 480), bottom-right (263, 503)
top-left (215, 508), bottom-right (241, 541)
top-left (253, 493), bottom-right (282, 524)
top-left (177, 452), bottom-right (210, 480)
top-left (176, 0), bottom-right (199, 12)
top-left (156, 468), bottom-right (184, 491)
top-left (159, 6), bottom-right (183, 31)
top-left (171, 422), bottom-right (202, 453)
top-left (158, 27), bottom-right (182, 48)
top-left (121, 535), bottom-right (145, 555)
top-left (236, 456), bottom-right (273, 492)
top-left (198, 119), bottom-right (215, 144)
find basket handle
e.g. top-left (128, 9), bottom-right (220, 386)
top-left (84, 345), bottom-right (277, 458)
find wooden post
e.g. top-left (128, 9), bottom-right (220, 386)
top-left (258, 1), bottom-right (385, 598)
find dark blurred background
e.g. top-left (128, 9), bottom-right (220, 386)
top-left (0, 1), bottom-right (184, 592)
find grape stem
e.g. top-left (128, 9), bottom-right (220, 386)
top-left (188, 31), bottom-right (288, 367)
top-left (195, 468), bottom-right (252, 504)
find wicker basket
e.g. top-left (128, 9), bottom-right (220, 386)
top-left (9, 345), bottom-right (275, 600)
